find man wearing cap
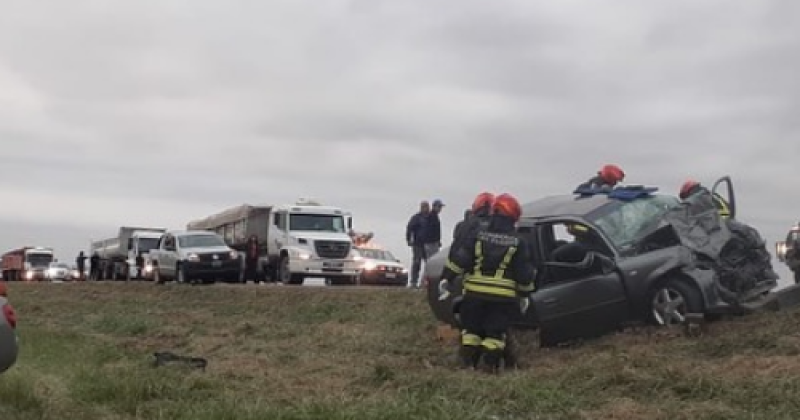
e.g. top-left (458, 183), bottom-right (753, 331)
top-left (425, 199), bottom-right (446, 258)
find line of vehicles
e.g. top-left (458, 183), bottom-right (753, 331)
top-left (0, 199), bottom-right (410, 287)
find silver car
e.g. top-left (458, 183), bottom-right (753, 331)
top-left (0, 286), bottom-right (18, 374)
top-left (46, 262), bottom-right (72, 281)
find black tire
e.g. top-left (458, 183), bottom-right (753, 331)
top-left (154, 267), bottom-right (164, 285)
top-left (330, 276), bottom-right (356, 286)
top-left (648, 278), bottom-right (704, 326)
top-left (278, 256), bottom-right (303, 285)
top-left (794, 270), bottom-right (800, 285)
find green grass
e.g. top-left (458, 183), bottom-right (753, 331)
top-left (3, 282), bottom-right (800, 419)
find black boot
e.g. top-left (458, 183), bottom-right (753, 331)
top-left (481, 349), bottom-right (503, 374)
top-left (459, 345), bottom-right (481, 369)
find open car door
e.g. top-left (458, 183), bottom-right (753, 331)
top-left (711, 176), bottom-right (736, 219)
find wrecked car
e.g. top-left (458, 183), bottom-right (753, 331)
top-left (426, 177), bottom-right (778, 346)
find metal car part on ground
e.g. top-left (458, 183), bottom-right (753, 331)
top-left (775, 223), bottom-right (800, 284)
top-left (427, 178), bottom-right (779, 347)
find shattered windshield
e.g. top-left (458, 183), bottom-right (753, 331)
top-left (587, 195), bottom-right (680, 250)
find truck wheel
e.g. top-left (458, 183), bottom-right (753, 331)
top-left (279, 256), bottom-right (301, 285)
top-left (648, 279), bottom-right (704, 326)
top-left (176, 265), bottom-right (187, 284)
top-left (154, 267), bottom-right (164, 285)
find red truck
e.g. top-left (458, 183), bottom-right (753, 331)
top-left (1, 247), bottom-right (55, 281)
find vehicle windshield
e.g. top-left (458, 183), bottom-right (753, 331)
top-left (138, 238), bottom-right (160, 253)
top-left (178, 234), bottom-right (227, 248)
top-left (586, 195), bottom-right (680, 250)
top-left (357, 248), bottom-right (395, 261)
top-left (27, 252), bottom-right (54, 267)
top-left (289, 213), bottom-right (346, 233)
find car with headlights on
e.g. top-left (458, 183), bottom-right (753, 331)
top-left (0, 282), bottom-right (18, 374)
top-left (354, 246), bottom-right (408, 286)
top-left (46, 262), bottom-right (73, 282)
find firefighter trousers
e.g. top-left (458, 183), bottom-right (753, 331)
top-left (459, 295), bottom-right (518, 368)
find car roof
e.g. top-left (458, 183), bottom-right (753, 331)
top-left (520, 194), bottom-right (618, 219)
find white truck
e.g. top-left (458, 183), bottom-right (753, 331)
top-left (186, 199), bottom-right (361, 285)
top-left (148, 230), bottom-right (241, 284)
top-left (90, 226), bottom-right (167, 280)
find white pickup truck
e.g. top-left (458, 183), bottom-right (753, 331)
top-left (148, 230), bottom-right (241, 284)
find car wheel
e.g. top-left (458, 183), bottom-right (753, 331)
top-left (426, 275), bottom-right (462, 327)
top-left (177, 265), bottom-right (186, 284)
top-left (649, 279), bottom-right (703, 326)
top-left (794, 270), bottom-right (800, 285)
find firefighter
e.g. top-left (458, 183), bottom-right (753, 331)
top-left (439, 193), bottom-right (536, 373)
top-left (577, 164), bottom-right (626, 190)
top-left (679, 179), bottom-right (731, 219)
top-left (450, 192), bottom-right (495, 254)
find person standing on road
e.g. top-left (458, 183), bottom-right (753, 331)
top-left (439, 193), bottom-right (536, 373)
top-left (245, 235), bottom-right (260, 283)
top-left (76, 251), bottom-right (87, 281)
top-left (406, 200), bottom-right (431, 288)
top-left (89, 252), bottom-right (100, 281)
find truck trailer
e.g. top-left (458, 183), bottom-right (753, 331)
top-left (90, 226), bottom-right (167, 280)
top-left (1, 247), bottom-right (55, 281)
top-left (187, 199), bottom-right (361, 285)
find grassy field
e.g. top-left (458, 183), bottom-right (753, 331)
top-left (2, 282), bottom-right (800, 420)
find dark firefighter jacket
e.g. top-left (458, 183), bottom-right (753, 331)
top-left (450, 211), bottom-right (491, 257)
top-left (577, 175), bottom-right (613, 190)
top-left (442, 216), bottom-right (536, 301)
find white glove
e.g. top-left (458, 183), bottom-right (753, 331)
top-left (519, 297), bottom-right (530, 314)
top-left (438, 280), bottom-right (451, 301)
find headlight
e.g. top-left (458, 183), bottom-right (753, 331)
top-left (401, 267), bottom-right (408, 273)
top-left (47, 268), bottom-right (57, 276)
top-left (144, 264), bottom-right (153, 273)
top-left (187, 253), bottom-right (200, 262)
top-left (25, 271), bottom-right (34, 280)
top-left (230, 250), bottom-right (239, 259)
top-left (298, 252), bottom-right (311, 260)
top-left (363, 261), bottom-right (377, 271)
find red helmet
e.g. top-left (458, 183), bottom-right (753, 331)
top-left (471, 192), bottom-right (495, 213)
top-left (599, 164), bottom-right (625, 185)
top-left (679, 179), bottom-right (700, 199)
top-left (492, 193), bottom-right (522, 221)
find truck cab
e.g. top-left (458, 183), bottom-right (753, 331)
top-left (267, 200), bottom-right (361, 285)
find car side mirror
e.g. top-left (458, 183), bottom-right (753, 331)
top-left (593, 252), bottom-right (617, 275)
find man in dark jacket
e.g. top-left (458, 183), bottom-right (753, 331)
top-left (76, 251), bottom-right (87, 281)
top-left (245, 235), bottom-right (260, 283)
top-left (440, 193), bottom-right (536, 373)
top-left (406, 201), bottom-right (431, 288)
top-left (89, 252), bottom-right (100, 281)
top-left (424, 199), bottom-right (446, 258)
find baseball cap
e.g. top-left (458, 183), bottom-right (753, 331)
top-left (432, 199), bottom-right (445, 207)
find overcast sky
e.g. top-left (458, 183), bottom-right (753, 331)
top-left (1, 1), bottom-right (798, 285)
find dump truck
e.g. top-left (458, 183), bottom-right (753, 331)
top-left (1, 247), bottom-right (55, 281)
top-left (186, 199), bottom-right (361, 285)
top-left (776, 222), bottom-right (800, 284)
top-left (90, 226), bottom-right (167, 280)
